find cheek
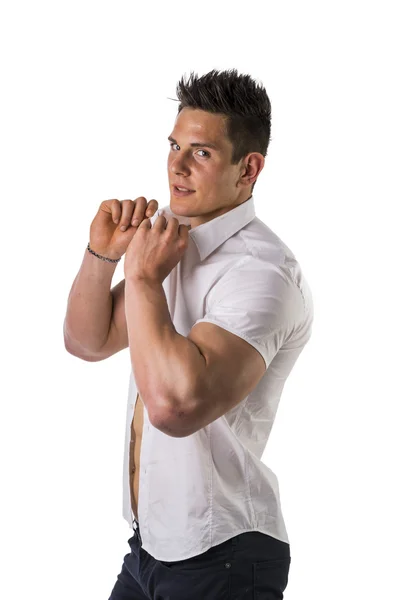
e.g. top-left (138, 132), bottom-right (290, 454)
top-left (204, 163), bottom-right (224, 181)
top-left (209, 169), bottom-right (229, 187)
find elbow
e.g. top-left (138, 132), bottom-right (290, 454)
top-left (151, 416), bottom-right (196, 438)
top-left (64, 339), bottom-right (104, 362)
top-left (150, 395), bottom-right (199, 438)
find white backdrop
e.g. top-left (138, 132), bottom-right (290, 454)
top-left (1, 1), bottom-right (399, 598)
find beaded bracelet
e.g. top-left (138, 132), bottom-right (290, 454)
top-left (86, 242), bottom-right (121, 263)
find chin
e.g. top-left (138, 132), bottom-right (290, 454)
top-left (169, 196), bottom-right (193, 211)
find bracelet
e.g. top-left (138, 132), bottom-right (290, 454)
top-left (87, 242), bottom-right (121, 263)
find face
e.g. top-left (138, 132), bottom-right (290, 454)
top-left (167, 108), bottom-right (255, 229)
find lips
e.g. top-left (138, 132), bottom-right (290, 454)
top-left (172, 183), bottom-right (195, 192)
top-left (172, 186), bottom-right (195, 197)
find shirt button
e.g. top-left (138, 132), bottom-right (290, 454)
top-left (225, 562), bottom-right (231, 569)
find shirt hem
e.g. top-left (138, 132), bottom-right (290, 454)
top-left (137, 527), bottom-right (289, 562)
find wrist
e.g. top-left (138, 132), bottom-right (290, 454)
top-left (124, 274), bottom-right (161, 287)
top-left (87, 242), bottom-right (121, 263)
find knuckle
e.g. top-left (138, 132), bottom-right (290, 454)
top-left (134, 200), bottom-right (145, 212)
top-left (121, 200), bottom-right (134, 219)
top-left (120, 203), bottom-right (132, 219)
top-left (133, 200), bottom-right (147, 220)
top-left (102, 199), bottom-right (116, 209)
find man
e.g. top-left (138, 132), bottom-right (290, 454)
top-left (64, 68), bottom-right (314, 599)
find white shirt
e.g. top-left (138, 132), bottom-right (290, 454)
top-left (122, 194), bottom-right (314, 561)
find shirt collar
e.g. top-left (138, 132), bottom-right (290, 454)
top-left (160, 195), bottom-right (256, 262)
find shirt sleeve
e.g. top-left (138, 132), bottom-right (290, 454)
top-left (193, 255), bottom-right (305, 369)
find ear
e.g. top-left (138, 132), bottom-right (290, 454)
top-left (237, 153), bottom-right (265, 188)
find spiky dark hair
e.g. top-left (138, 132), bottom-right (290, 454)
top-left (175, 68), bottom-right (271, 193)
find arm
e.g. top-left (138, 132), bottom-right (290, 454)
top-left (124, 278), bottom-right (266, 439)
top-left (64, 247), bottom-right (118, 356)
top-left (124, 277), bottom-right (207, 425)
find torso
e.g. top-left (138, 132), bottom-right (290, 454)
top-left (129, 392), bottom-right (144, 520)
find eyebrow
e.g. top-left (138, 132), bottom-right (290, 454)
top-left (167, 136), bottom-right (220, 151)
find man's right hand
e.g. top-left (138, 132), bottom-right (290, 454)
top-left (89, 197), bottom-right (159, 260)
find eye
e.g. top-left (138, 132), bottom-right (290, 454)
top-left (169, 143), bottom-right (210, 158)
top-left (196, 149), bottom-right (210, 158)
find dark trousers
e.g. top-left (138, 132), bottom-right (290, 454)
top-left (108, 519), bottom-right (291, 599)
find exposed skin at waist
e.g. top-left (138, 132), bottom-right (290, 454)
top-left (129, 393), bottom-right (144, 520)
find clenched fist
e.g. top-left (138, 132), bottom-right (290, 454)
top-left (89, 197), bottom-right (159, 260)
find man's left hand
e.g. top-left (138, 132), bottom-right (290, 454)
top-left (124, 213), bottom-right (191, 284)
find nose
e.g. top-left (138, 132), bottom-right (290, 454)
top-left (170, 153), bottom-right (190, 176)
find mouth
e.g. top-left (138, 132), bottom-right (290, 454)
top-left (172, 185), bottom-right (195, 197)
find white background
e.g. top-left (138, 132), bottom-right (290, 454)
top-left (1, 1), bottom-right (399, 598)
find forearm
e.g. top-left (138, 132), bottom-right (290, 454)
top-left (124, 276), bottom-right (206, 423)
top-left (64, 248), bottom-right (117, 353)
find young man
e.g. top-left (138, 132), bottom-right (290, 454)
top-left (65, 68), bottom-right (314, 599)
